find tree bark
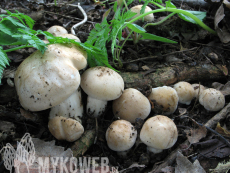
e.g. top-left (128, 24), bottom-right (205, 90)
top-left (120, 64), bottom-right (226, 88)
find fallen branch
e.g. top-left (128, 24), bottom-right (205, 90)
top-left (151, 102), bottom-right (230, 172)
top-left (121, 64), bottom-right (226, 89)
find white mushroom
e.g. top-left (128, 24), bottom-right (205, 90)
top-left (113, 88), bottom-right (151, 123)
top-left (173, 81), bottom-right (195, 105)
top-left (46, 25), bottom-right (68, 37)
top-left (140, 115), bottom-right (178, 153)
top-left (14, 42), bottom-right (87, 111)
top-left (105, 120), bottom-right (137, 157)
top-left (48, 116), bottom-right (84, 142)
top-left (148, 86), bottom-right (179, 115)
top-left (81, 66), bottom-right (124, 118)
top-left (49, 88), bottom-right (83, 122)
top-left (191, 83), bottom-right (206, 99)
top-left (130, 5), bottom-right (154, 22)
top-left (199, 88), bottom-right (225, 111)
top-left (59, 34), bottom-right (81, 43)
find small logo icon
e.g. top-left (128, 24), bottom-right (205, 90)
top-left (0, 133), bottom-right (35, 173)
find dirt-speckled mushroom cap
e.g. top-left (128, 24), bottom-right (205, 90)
top-left (48, 116), bottom-right (84, 142)
top-left (14, 43), bottom-right (87, 111)
top-left (47, 25), bottom-right (68, 37)
top-left (113, 88), bottom-right (151, 123)
top-left (174, 81), bottom-right (195, 105)
top-left (130, 5), bottom-right (154, 22)
top-left (140, 115), bottom-right (178, 153)
top-left (148, 86), bottom-right (179, 115)
top-left (81, 66), bottom-right (124, 101)
top-left (192, 84), bottom-right (206, 98)
top-left (106, 120), bottom-right (137, 152)
top-left (199, 88), bottom-right (225, 111)
top-left (59, 34), bottom-right (81, 43)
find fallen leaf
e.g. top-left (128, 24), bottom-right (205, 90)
top-left (210, 159), bottom-right (230, 173)
top-left (175, 152), bottom-right (206, 173)
top-left (142, 65), bottom-right (150, 70)
top-left (215, 122), bottom-right (230, 137)
top-left (185, 124), bottom-right (207, 144)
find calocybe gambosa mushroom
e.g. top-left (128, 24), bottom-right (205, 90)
top-left (140, 115), bottom-right (178, 153)
top-left (106, 120), bottom-right (137, 157)
top-left (148, 86), bottom-right (179, 115)
top-left (14, 38), bottom-right (87, 111)
top-left (199, 88), bottom-right (225, 111)
top-left (81, 66), bottom-right (124, 118)
top-left (130, 5), bottom-right (154, 22)
top-left (113, 88), bottom-right (151, 123)
top-left (48, 116), bottom-right (84, 142)
top-left (173, 81), bottom-right (195, 105)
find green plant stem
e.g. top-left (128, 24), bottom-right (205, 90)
top-left (117, 30), bottom-right (133, 59)
top-left (144, 12), bottom-right (176, 29)
top-left (4, 45), bottom-right (35, 53)
top-left (149, 1), bottom-right (165, 9)
top-left (129, 8), bottom-right (217, 35)
top-left (123, 0), bottom-right (129, 11)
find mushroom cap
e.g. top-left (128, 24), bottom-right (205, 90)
top-left (49, 88), bottom-right (83, 121)
top-left (48, 116), bottom-right (84, 142)
top-left (59, 34), bottom-right (81, 43)
top-left (191, 84), bottom-right (206, 99)
top-left (47, 25), bottom-right (68, 37)
top-left (148, 86), bottom-right (179, 115)
top-left (140, 115), bottom-right (178, 151)
top-left (105, 120), bottom-right (137, 152)
top-left (199, 88), bottom-right (225, 111)
top-left (130, 5), bottom-right (154, 22)
top-left (81, 66), bottom-right (124, 101)
top-left (14, 43), bottom-right (87, 111)
top-left (173, 82), bottom-right (195, 105)
top-left (113, 88), bottom-right (151, 123)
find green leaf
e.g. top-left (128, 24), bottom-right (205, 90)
top-left (178, 10), bottom-right (206, 24)
top-left (113, 1), bottom-right (118, 12)
top-left (141, 0), bottom-right (151, 14)
top-left (165, 0), bottom-right (176, 8)
top-left (140, 33), bottom-right (177, 43)
top-left (126, 23), bottom-right (146, 33)
top-left (0, 46), bottom-right (10, 83)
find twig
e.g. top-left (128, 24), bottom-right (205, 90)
top-left (46, 2), bottom-right (88, 35)
top-left (151, 102), bottom-right (230, 172)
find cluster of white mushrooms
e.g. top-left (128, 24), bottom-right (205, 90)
top-left (13, 25), bottom-right (226, 158)
top-left (105, 81), bottom-right (225, 155)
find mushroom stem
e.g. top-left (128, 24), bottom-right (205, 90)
top-left (87, 96), bottom-right (107, 118)
top-left (147, 146), bottom-right (163, 154)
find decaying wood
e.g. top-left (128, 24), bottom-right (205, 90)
top-left (71, 129), bottom-right (96, 157)
top-left (120, 64), bottom-right (226, 88)
top-left (151, 103), bottom-right (230, 173)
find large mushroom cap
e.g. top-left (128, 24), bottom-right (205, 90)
top-left (14, 43), bottom-right (87, 111)
top-left (48, 116), bottom-right (84, 142)
top-left (148, 86), bottom-right (179, 115)
top-left (199, 88), bottom-right (225, 111)
top-left (140, 115), bottom-right (178, 153)
top-left (81, 66), bottom-right (124, 101)
top-left (130, 5), bottom-right (154, 22)
top-left (113, 88), bottom-right (151, 123)
top-left (106, 120), bottom-right (137, 152)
